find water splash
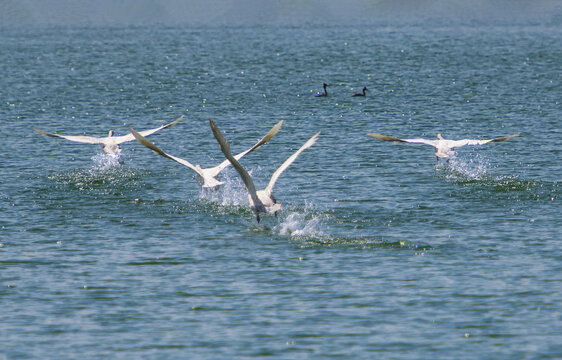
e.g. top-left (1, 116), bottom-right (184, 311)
top-left (197, 171), bottom-right (248, 207)
top-left (437, 154), bottom-right (491, 181)
top-left (276, 211), bottom-right (322, 236)
top-left (436, 154), bottom-right (546, 193)
top-left (273, 202), bottom-right (330, 241)
top-left (197, 171), bottom-right (331, 238)
top-left (91, 153), bottom-right (123, 170)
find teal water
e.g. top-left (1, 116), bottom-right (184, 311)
top-left (1, 24), bottom-right (561, 359)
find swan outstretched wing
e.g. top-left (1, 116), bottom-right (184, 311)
top-left (490, 133), bottom-right (520, 142)
top-left (452, 133), bottom-right (520, 147)
top-left (210, 120), bottom-right (283, 176)
top-left (265, 132), bottom-right (319, 194)
top-left (130, 127), bottom-right (203, 177)
top-left (367, 133), bottom-right (438, 147)
top-left (111, 115), bottom-right (183, 144)
top-left (34, 128), bottom-right (105, 144)
top-left (34, 115), bottom-right (182, 146)
top-left (367, 133), bottom-right (408, 142)
top-left (209, 119), bottom-right (265, 212)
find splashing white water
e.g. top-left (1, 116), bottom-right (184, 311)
top-left (91, 153), bottom-right (123, 170)
top-left (276, 212), bottom-right (320, 236)
top-left (194, 165), bottom-right (330, 238)
top-left (197, 170), bottom-right (249, 207)
top-left (438, 154), bottom-right (491, 181)
top-left (274, 202), bottom-right (329, 240)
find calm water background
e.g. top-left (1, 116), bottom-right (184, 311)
top-left (1, 22), bottom-right (561, 359)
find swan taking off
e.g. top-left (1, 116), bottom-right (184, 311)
top-left (367, 132), bottom-right (519, 159)
top-left (131, 120), bottom-right (283, 189)
top-left (210, 118), bottom-right (319, 223)
top-left (34, 115), bottom-right (183, 155)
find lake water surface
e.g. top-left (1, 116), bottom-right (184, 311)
top-left (1, 23), bottom-right (561, 359)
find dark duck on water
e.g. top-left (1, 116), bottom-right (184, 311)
top-left (315, 83), bottom-right (329, 97)
top-left (351, 87), bottom-right (368, 97)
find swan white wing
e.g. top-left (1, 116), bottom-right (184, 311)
top-left (209, 119), bottom-right (264, 211)
top-left (209, 120), bottom-right (283, 177)
top-left (450, 139), bottom-right (493, 147)
top-left (452, 133), bottom-right (520, 147)
top-left (265, 132), bottom-right (319, 194)
top-left (34, 128), bottom-right (105, 144)
top-left (399, 138), bottom-right (440, 146)
top-left (130, 127), bottom-right (203, 177)
top-left (367, 133), bottom-right (438, 147)
top-left (111, 115), bottom-right (183, 144)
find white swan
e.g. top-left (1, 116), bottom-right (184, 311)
top-left (131, 120), bottom-right (283, 189)
top-left (210, 118), bottom-right (319, 223)
top-left (367, 132), bottom-right (519, 159)
top-left (34, 115), bottom-right (183, 155)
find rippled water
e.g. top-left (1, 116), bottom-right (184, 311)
top-left (1, 23), bottom-right (561, 359)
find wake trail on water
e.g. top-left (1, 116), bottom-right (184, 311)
top-left (48, 153), bottom-right (144, 194)
top-left (199, 185), bottom-right (413, 248)
top-left (436, 155), bottom-right (549, 194)
top-left (195, 170), bottom-right (431, 247)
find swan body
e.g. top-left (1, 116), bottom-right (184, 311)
top-left (367, 132), bottom-right (520, 159)
top-left (315, 83), bottom-right (329, 97)
top-left (34, 115), bottom-right (183, 155)
top-left (131, 120), bottom-right (283, 189)
top-left (351, 87), bottom-right (368, 97)
top-left (210, 119), bottom-right (319, 222)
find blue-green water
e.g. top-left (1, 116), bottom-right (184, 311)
top-left (1, 23), bottom-right (561, 359)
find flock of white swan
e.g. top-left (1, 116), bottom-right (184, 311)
top-left (34, 116), bottom-right (519, 222)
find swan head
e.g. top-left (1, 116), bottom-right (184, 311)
top-left (437, 133), bottom-right (444, 140)
top-left (108, 130), bottom-right (114, 137)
